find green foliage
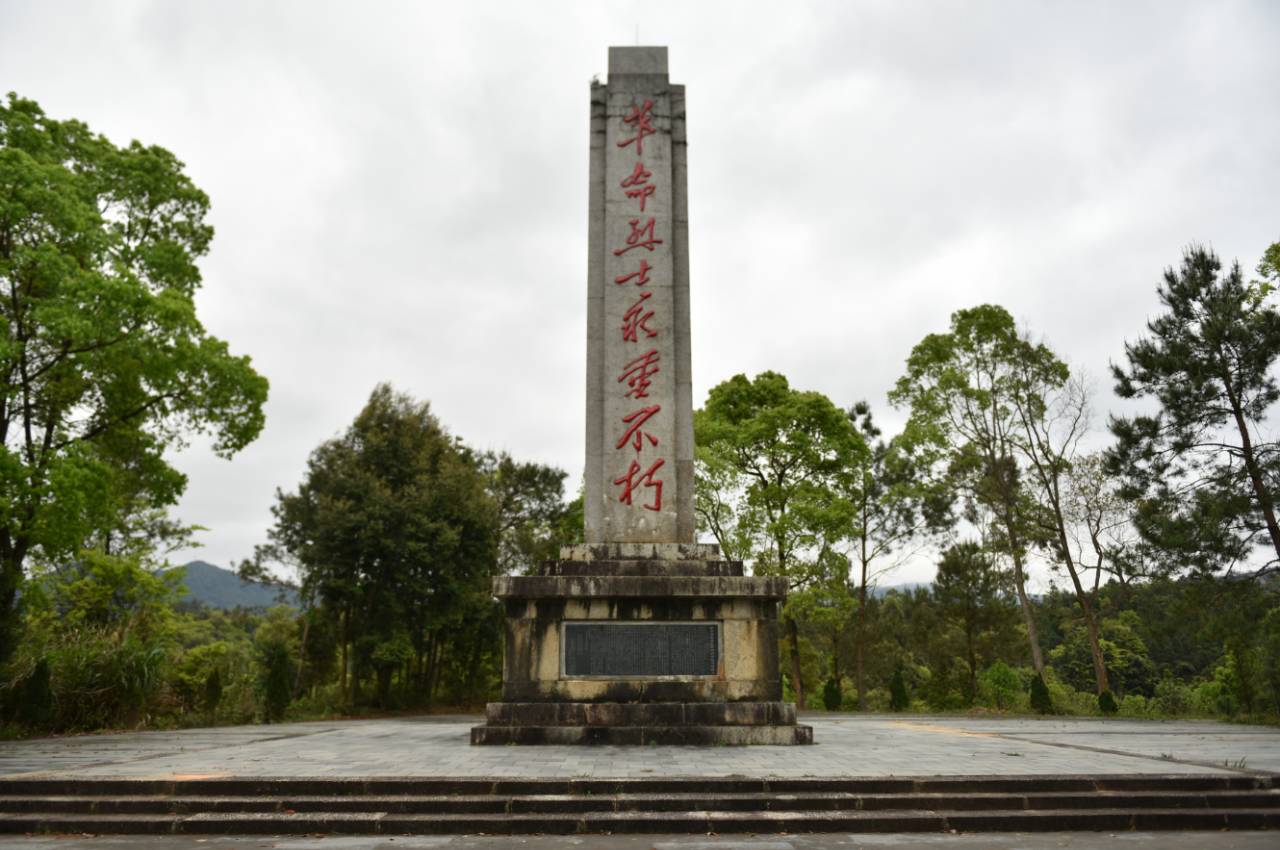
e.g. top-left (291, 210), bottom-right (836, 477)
top-left (1049, 613), bottom-right (1156, 698)
top-left (1098, 689), bottom-right (1118, 714)
top-left (16, 657), bottom-right (51, 728)
top-left (1030, 674), bottom-right (1054, 714)
top-left (822, 677), bottom-right (841, 711)
top-left (1108, 245), bottom-right (1280, 575)
top-left (480, 451), bottom-right (578, 575)
top-left (933, 541), bottom-right (1017, 702)
top-left (695, 372), bottom-right (867, 580)
top-left (253, 384), bottom-right (499, 708)
top-left (258, 640), bottom-right (292, 723)
top-left (0, 94), bottom-right (269, 662)
top-left (889, 667), bottom-right (909, 711)
top-left (203, 667), bottom-right (223, 715)
top-left (977, 661), bottom-right (1023, 710)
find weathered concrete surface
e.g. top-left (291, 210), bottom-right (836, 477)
top-left (5, 716), bottom-right (1280, 779)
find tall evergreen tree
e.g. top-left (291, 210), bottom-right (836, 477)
top-left (1108, 245), bottom-right (1280, 577)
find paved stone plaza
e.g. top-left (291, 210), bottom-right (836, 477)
top-left (3, 714), bottom-right (1278, 780)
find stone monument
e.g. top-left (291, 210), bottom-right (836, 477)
top-left (471, 47), bottom-right (810, 746)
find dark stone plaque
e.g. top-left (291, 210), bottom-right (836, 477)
top-left (563, 623), bottom-right (719, 677)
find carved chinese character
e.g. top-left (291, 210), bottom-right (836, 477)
top-left (613, 217), bottom-right (662, 256)
top-left (613, 457), bottom-right (665, 512)
top-left (615, 259), bottom-right (653, 287)
top-left (615, 404), bottom-right (661, 452)
top-left (621, 291), bottom-right (657, 343)
top-left (616, 99), bottom-right (656, 156)
top-left (618, 348), bottom-right (660, 399)
top-left (620, 161), bottom-right (656, 212)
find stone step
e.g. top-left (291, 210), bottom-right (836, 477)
top-left (1, 789), bottom-right (1278, 816)
top-left (1, 807), bottom-right (1278, 834)
top-left (484, 700), bottom-right (797, 727)
top-left (2, 773), bottom-right (1274, 797)
top-left (469, 723), bottom-right (814, 745)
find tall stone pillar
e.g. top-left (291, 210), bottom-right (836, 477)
top-left (584, 46), bottom-right (695, 545)
top-left (472, 47), bottom-right (809, 747)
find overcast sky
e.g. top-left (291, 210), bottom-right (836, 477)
top-left (2, 1), bottom-right (1277, 587)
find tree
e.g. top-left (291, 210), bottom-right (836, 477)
top-left (479, 451), bottom-right (574, 575)
top-left (845, 401), bottom-right (934, 709)
top-left (0, 94), bottom-right (269, 662)
top-left (254, 384), bottom-right (496, 707)
top-left (890, 306), bottom-right (1050, 675)
top-left (932, 541), bottom-right (1013, 702)
top-left (1109, 245), bottom-right (1280, 577)
top-left (694, 372), bottom-right (868, 707)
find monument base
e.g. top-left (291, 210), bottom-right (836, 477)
top-left (471, 543), bottom-right (811, 746)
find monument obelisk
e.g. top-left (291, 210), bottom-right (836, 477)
top-left (472, 47), bottom-right (810, 746)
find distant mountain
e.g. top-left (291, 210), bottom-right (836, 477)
top-left (171, 560), bottom-right (300, 610)
top-left (870, 582), bottom-right (931, 598)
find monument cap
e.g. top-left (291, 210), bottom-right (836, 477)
top-left (608, 46), bottom-right (668, 78)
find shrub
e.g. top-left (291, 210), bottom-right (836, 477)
top-left (17, 658), bottom-right (53, 730)
top-left (889, 668), bottom-right (909, 712)
top-left (977, 661), bottom-right (1023, 710)
top-left (822, 678), bottom-right (842, 711)
top-left (204, 668), bottom-right (223, 717)
top-left (1030, 674), bottom-right (1054, 714)
top-left (1098, 689), bottom-right (1118, 714)
top-left (258, 641), bottom-right (292, 723)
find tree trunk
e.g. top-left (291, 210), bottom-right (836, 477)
top-left (855, 522), bottom-right (869, 710)
top-left (292, 612), bottom-right (310, 699)
top-left (787, 615), bottom-right (805, 708)
top-left (831, 627), bottom-right (841, 689)
top-left (1080, 593), bottom-right (1110, 695)
top-left (965, 619), bottom-right (977, 703)
top-left (1004, 521), bottom-right (1045, 676)
top-left (1051, 507), bottom-right (1111, 695)
top-left (339, 607), bottom-right (350, 708)
top-left (1224, 375), bottom-right (1280, 563)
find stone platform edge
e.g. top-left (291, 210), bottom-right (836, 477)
top-left (485, 700), bottom-right (796, 726)
top-left (470, 724), bottom-right (813, 746)
top-left (492, 574), bottom-right (785, 599)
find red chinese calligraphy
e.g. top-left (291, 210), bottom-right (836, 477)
top-left (616, 404), bottom-right (661, 452)
top-left (613, 217), bottom-right (663, 256)
top-left (614, 259), bottom-right (653, 287)
top-left (621, 291), bottom-right (658, 342)
top-left (621, 160), bottom-right (652, 187)
top-left (614, 457), bottom-right (665, 511)
top-left (620, 160), bottom-right (655, 212)
top-left (616, 99), bottom-right (656, 156)
top-left (618, 348), bottom-right (660, 399)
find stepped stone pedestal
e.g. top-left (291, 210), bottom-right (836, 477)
top-left (470, 543), bottom-right (811, 745)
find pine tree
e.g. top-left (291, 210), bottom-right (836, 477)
top-left (1109, 244), bottom-right (1280, 576)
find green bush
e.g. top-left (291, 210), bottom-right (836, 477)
top-left (889, 668), bottom-right (909, 711)
top-left (977, 661), bottom-right (1023, 710)
top-left (258, 641), bottom-right (292, 723)
top-left (1030, 674), bottom-right (1054, 714)
top-left (203, 668), bottom-right (223, 717)
top-left (17, 658), bottom-right (52, 729)
top-left (1098, 689), bottom-right (1118, 714)
top-left (822, 678), bottom-right (842, 711)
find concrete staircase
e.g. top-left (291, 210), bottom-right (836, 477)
top-left (1, 774), bottom-right (1277, 834)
